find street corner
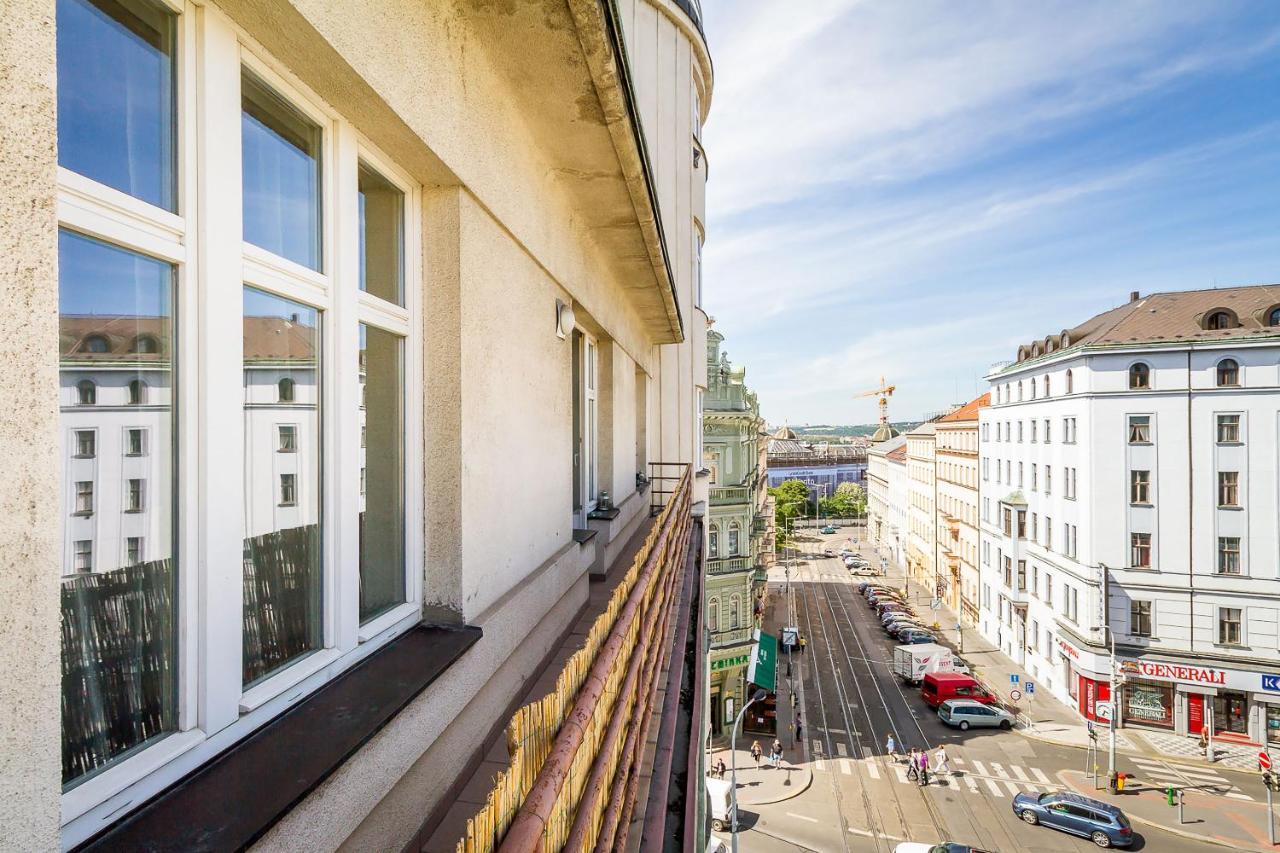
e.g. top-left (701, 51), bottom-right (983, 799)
top-left (1059, 769), bottom-right (1274, 852)
top-left (730, 761), bottom-right (814, 806)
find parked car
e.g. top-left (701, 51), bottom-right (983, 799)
top-left (885, 621), bottom-right (926, 639)
top-left (900, 629), bottom-right (937, 645)
top-left (937, 699), bottom-right (1014, 731)
top-left (921, 672), bottom-right (996, 709)
top-left (1011, 791), bottom-right (1133, 848)
top-left (851, 567), bottom-right (879, 577)
top-left (820, 525), bottom-right (837, 534)
top-left (894, 843), bottom-right (993, 853)
top-left (950, 656), bottom-right (972, 675)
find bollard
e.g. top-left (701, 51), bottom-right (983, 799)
top-left (1178, 788), bottom-right (1185, 824)
top-left (1165, 786), bottom-right (1176, 807)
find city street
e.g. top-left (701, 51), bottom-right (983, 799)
top-left (733, 529), bottom-right (1271, 852)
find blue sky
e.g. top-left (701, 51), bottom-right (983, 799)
top-left (698, 1), bottom-right (1280, 425)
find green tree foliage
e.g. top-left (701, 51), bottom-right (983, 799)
top-left (819, 481), bottom-right (867, 519)
top-left (769, 479), bottom-right (810, 550)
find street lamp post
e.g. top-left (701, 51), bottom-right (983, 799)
top-left (730, 688), bottom-right (768, 853)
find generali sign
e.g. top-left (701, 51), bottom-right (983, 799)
top-left (1121, 660), bottom-right (1227, 685)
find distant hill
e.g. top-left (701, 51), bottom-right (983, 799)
top-left (784, 422), bottom-right (920, 438)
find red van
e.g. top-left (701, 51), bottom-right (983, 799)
top-left (921, 672), bottom-right (996, 709)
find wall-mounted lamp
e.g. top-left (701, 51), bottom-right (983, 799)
top-left (555, 299), bottom-right (576, 340)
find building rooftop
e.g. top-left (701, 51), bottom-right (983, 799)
top-left (1009, 284), bottom-right (1280, 368)
top-left (885, 444), bottom-right (908, 463)
top-left (937, 392), bottom-right (990, 424)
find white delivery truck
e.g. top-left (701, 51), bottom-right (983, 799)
top-left (705, 776), bottom-right (737, 833)
top-left (892, 643), bottom-right (954, 685)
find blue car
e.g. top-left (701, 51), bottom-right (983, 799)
top-left (1011, 791), bottom-right (1133, 848)
top-left (899, 629), bottom-right (936, 644)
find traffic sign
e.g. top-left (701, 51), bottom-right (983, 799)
top-left (1261, 751), bottom-right (1272, 770)
top-left (1095, 701), bottom-right (1114, 721)
top-left (1010, 673), bottom-right (1020, 685)
top-left (1026, 682), bottom-right (1035, 695)
top-left (1010, 689), bottom-right (1022, 702)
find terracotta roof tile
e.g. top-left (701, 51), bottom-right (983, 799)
top-left (937, 392), bottom-right (990, 423)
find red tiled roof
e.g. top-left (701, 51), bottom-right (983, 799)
top-left (886, 445), bottom-right (908, 462)
top-left (937, 392), bottom-right (990, 423)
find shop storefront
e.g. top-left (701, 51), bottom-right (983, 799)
top-left (1121, 679), bottom-right (1174, 729)
top-left (709, 649), bottom-right (750, 738)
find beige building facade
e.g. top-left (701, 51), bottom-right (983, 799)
top-left (0, 0), bottom-right (713, 849)
top-left (934, 395), bottom-right (989, 625)
top-left (905, 423), bottom-right (938, 593)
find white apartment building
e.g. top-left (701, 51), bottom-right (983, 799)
top-left (868, 435), bottom-right (908, 567)
top-left (935, 394), bottom-right (988, 627)
top-left (906, 422), bottom-right (938, 592)
top-left (979, 287), bottom-right (1280, 748)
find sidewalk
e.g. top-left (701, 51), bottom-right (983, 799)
top-left (706, 747), bottom-right (812, 806)
top-left (1060, 770), bottom-right (1276, 851)
top-left (855, 539), bottom-right (1267, 777)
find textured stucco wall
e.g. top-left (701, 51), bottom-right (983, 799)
top-left (0, 0), bottom-right (62, 848)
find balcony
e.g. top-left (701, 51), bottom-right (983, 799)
top-left (710, 626), bottom-right (753, 648)
top-left (709, 485), bottom-right (750, 506)
top-left (707, 555), bottom-right (751, 575)
top-left (752, 513), bottom-right (769, 535)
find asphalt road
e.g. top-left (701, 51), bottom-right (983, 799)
top-left (736, 530), bottom-right (1243, 853)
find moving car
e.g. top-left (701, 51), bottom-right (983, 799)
top-left (822, 548), bottom-right (836, 557)
top-left (1011, 791), bottom-right (1133, 848)
top-left (893, 844), bottom-right (993, 853)
top-left (820, 525), bottom-right (837, 534)
top-left (705, 776), bottom-right (737, 833)
top-left (937, 698), bottom-right (1014, 731)
top-left (851, 567), bottom-right (879, 577)
top-left (892, 643), bottom-right (955, 685)
top-left (921, 672), bottom-right (996, 708)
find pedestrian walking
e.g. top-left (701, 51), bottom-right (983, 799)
top-left (905, 747), bottom-right (919, 780)
top-left (799, 635), bottom-right (807, 655)
top-left (1199, 725), bottom-right (1209, 757)
top-left (885, 734), bottom-right (897, 761)
top-left (795, 714), bottom-right (804, 743)
top-left (771, 739), bottom-right (783, 768)
top-left (715, 757), bottom-right (726, 779)
top-left (917, 749), bottom-right (930, 786)
top-left (934, 746), bottom-right (949, 776)
top-left (750, 740), bottom-right (762, 768)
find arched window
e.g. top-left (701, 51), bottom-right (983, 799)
top-left (729, 594), bottom-right (742, 629)
top-left (76, 380), bottom-right (96, 405)
top-left (1065, 369), bottom-right (1073, 394)
top-left (1129, 363), bottom-right (1150, 390)
top-left (728, 522), bottom-right (741, 556)
top-left (1216, 358), bottom-right (1239, 387)
top-left (708, 524), bottom-right (719, 559)
top-left (1269, 307), bottom-right (1280, 327)
top-left (1043, 375), bottom-right (1050, 397)
top-left (1205, 311), bottom-right (1234, 330)
top-left (128, 379), bottom-right (146, 405)
top-left (707, 597), bottom-right (719, 631)
top-left (278, 377), bottom-right (295, 402)
top-left (132, 335), bottom-right (158, 354)
top-left (1029, 380), bottom-right (1036, 400)
top-left (1017, 381), bottom-right (1023, 401)
top-left (83, 335), bottom-right (108, 354)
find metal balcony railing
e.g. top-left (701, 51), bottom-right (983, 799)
top-left (709, 626), bottom-right (753, 647)
top-left (709, 486), bottom-right (750, 505)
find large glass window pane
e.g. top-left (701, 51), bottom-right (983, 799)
top-left (242, 287), bottom-right (321, 685)
top-left (358, 163), bottom-right (404, 305)
top-left (57, 0), bottom-right (177, 210)
top-left (241, 72), bottom-right (322, 270)
top-left (359, 324), bottom-right (405, 621)
top-left (59, 229), bottom-right (176, 787)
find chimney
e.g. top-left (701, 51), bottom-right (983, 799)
top-left (1129, 291), bottom-right (1140, 303)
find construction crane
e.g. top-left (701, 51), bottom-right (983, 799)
top-left (855, 376), bottom-right (896, 432)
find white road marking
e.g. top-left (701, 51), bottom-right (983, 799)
top-left (824, 727), bottom-right (848, 735)
top-left (840, 759), bottom-right (852, 775)
top-left (1031, 767), bottom-right (1051, 785)
top-left (894, 763), bottom-right (910, 784)
top-left (848, 827), bottom-right (905, 841)
top-left (1010, 765), bottom-right (1031, 783)
top-left (836, 742), bottom-right (848, 757)
top-left (1177, 767), bottom-right (1230, 781)
top-left (786, 812), bottom-right (819, 823)
top-left (1003, 780), bottom-right (1022, 796)
top-left (984, 778), bottom-right (1004, 797)
top-left (990, 761), bottom-right (1007, 777)
top-left (866, 761), bottom-right (880, 780)
top-left (970, 759), bottom-right (990, 776)
top-left (952, 757), bottom-right (966, 765)
top-left (1227, 792), bottom-right (1254, 800)
top-left (964, 774), bottom-right (979, 794)
top-left (815, 758), bottom-right (827, 771)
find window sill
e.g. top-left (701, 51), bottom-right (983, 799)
top-left (357, 601), bottom-right (418, 644)
top-left (77, 623), bottom-right (481, 852)
top-left (72, 511), bottom-right (94, 518)
top-left (278, 502), bottom-right (296, 508)
top-left (239, 648), bottom-right (341, 715)
top-left (62, 729), bottom-right (207, 826)
top-left (1217, 505), bottom-right (1243, 511)
top-left (124, 509), bottom-right (143, 514)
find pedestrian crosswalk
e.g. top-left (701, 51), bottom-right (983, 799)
top-left (1128, 756), bottom-right (1253, 801)
top-left (814, 752), bottom-right (1063, 799)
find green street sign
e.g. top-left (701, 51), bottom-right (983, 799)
top-left (710, 654), bottom-right (750, 672)
top-left (747, 630), bottom-right (778, 692)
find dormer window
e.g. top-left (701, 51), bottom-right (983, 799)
top-left (1268, 306), bottom-right (1280, 327)
top-left (132, 335), bottom-right (158, 353)
top-left (1204, 310), bottom-right (1236, 331)
top-left (1216, 358), bottom-right (1239, 387)
top-left (1129, 363), bottom-right (1151, 390)
top-left (83, 335), bottom-right (109, 353)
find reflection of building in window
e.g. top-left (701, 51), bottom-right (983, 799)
top-left (129, 379), bottom-right (146, 405)
top-left (280, 473), bottom-right (296, 506)
top-left (126, 537), bottom-right (143, 565)
top-left (77, 380), bottom-right (96, 405)
top-left (74, 481), bottom-right (93, 514)
top-left (126, 479), bottom-right (144, 512)
top-left (278, 377), bottom-right (295, 402)
top-left (127, 428), bottom-right (146, 456)
top-left (278, 424), bottom-right (296, 452)
top-left (73, 540), bottom-right (93, 572)
top-left (75, 430), bottom-right (95, 458)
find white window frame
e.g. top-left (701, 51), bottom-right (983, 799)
top-left (578, 330), bottom-right (599, 525)
top-left (58, 6), bottom-right (425, 841)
